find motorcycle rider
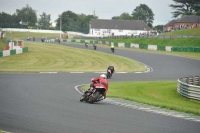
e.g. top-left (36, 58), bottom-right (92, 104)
top-left (107, 65), bottom-right (115, 76)
top-left (58, 38), bottom-right (60, 43)
top-left (111, 44), bottom-right (115, 51)
top-left (84, 74), bottom-right (108, 100)
top-left (85, 41), bottom-right (88, 47)
top-left (93, 42), bottom-right (97, 49)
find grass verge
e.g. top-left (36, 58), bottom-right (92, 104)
top-left (81, 81), bottom-right (200, 116)
top-left (0, 130), bottom-right (10, 133)
top-left (100, 37), bottom-right (200, 47)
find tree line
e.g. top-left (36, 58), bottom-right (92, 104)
top-left (0, 0), bottom-right (199, 33)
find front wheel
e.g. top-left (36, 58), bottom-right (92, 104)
top-left (107, 72), bottom-right (111, 79)
top-left (88, 91), bottom-right (100, 103)
top-left (80, 95), bottom-right (85, 102)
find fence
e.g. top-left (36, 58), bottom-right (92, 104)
top-left (177, 76), bottom-right (200, 101)
top-left (106, 35), bottom-right (200, 39)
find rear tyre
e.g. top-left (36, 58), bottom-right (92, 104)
top-left (106, 73), bottom-right (109, 79)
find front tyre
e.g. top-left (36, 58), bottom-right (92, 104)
top-left (88, 91), bottom-right (100, 103)
top-left (80, 95), bottom-right (85, 102)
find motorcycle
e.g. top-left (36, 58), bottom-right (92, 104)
top-left (106, 69), bottom-right (112, 79)
top-left (85, 42), bottom-right (88, 48)
top-left (41, 38), bottom-right (45, 42)
top-left (80, 82), bottom-right (107, 103)
top-left (93, 45), bottom-right (97, 50)
top-left (111, 48), bottom-right (115, 53)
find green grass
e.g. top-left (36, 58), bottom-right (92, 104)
top-left (81, 81), bottom-right (200, 116)
top-left (100, 38), bottom-right (200, 47)
top-left (0, 130), bottom-right (10, 133)
top-left (0, 41), bottom-right (146, 73)
top-left (6, 31), bottom-right (60, 40)
top-left (0, 38), bottom-right (7, 51)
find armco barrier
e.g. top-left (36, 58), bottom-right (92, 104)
top-left (157, 46), bottom-right (166, 51)
top-left (171, 47), bottom-right (200, 52)
top-left (125, 43), bottom-right (131, 48)
top-left (177, 76), bottom-right (200, 101)
top-left (23, 47), bottom-right (28, 52)
top-left (10, 49), bottom-right (16, 55)
top-left (194, 47), bottom-right (200, 52)
top-left (139, 44), bottom-right (148, 49)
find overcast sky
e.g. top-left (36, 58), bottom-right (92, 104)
top-left (0, 0), bottom-right (175, 26)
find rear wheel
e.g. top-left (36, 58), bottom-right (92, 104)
top-left (88, 91), bottom-right (100, 103)
top-left (106, 73), bottom-right (109, 79)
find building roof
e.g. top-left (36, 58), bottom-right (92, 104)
top-left (176, 15), bottom-right (200, 23)
top-left (164, 20), bottom-right (177, 26)
top-left (90, 19), bottom-right (151, 31)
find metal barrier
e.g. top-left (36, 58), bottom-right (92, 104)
top-left (177, 76), bottom-right (200, 101)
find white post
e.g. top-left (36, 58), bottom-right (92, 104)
top-left (60, 15), bottom-right (62, 39)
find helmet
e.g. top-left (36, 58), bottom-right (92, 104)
top-left (100, 74), bottom-right (106, 79)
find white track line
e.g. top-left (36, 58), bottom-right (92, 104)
top-left (40, 72), bottom-right (57, 73)
top-left (70, 72), bottom-right (84, 73)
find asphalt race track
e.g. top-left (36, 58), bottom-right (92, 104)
top-left (0, 41), bottom-right (200, 133)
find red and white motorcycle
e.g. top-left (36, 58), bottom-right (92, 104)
top-left (80, 82), bottom-right (107, 103)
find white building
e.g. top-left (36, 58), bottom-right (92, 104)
top-left (89, 19), bottom-right (152, 37)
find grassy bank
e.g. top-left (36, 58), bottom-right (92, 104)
top-left (160, 28), bottom-right (200, 36)
top-left (99, 38), bottom-right (200, 47)
top-left (0, 41), bottom-right (146, 73)
top-left (81, 81), bottom-right (200, 116)
top-left (99, 28), bottom-right (200, 47)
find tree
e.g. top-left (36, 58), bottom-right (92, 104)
top-left (132, 4), bottom-right (154, 28)
top-left (112, 16), bottom-right (121, 20)
top-left (15, 4), bottom-right (37, 27)
top-left (153, 25), bottom-right (164, 32)
top-left (78, 14), bottom-right (98, 33)
top-left (0, 12), bottom-right (12, 28)
top-left (170, 0), bottom-right (200, 18)
top-left (56, 11), bottom-right (79, 32)
top-left (38, 12), bottom-right (51, 29)
top-left (112, 12), bottom-right (132, 20)
top-left (56, 10), bottom-right (98, 33)
top-left (196, 10), bottom-right (200, 16)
